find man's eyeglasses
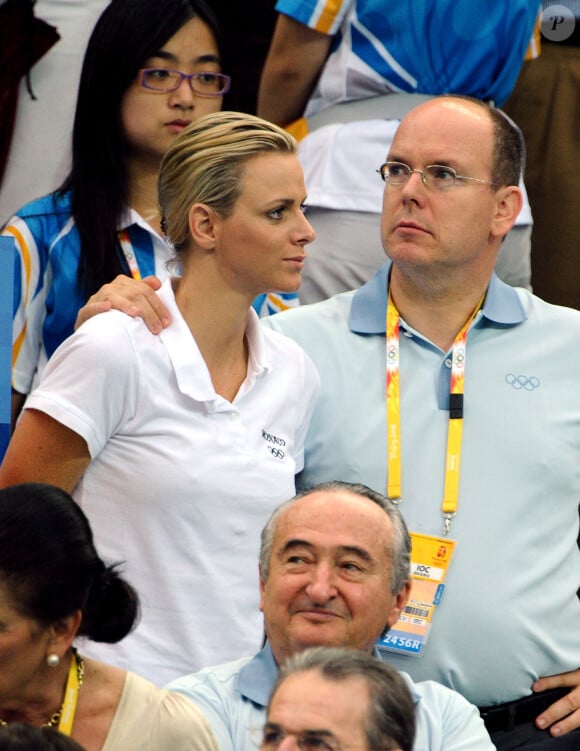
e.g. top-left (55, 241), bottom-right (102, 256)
top-left (377, 161), bottom-right (495, 191)
top-left (254, 724), bottom-right (341, 751)
top-left (136, 68), bottom-right (231, 97)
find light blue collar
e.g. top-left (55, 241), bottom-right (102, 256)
top-left (236, 642), bottom-right (278, 707)
top-left (235, 642), bottom-right (421, 706)
top-left (349, 261), bottom-right (527, 335)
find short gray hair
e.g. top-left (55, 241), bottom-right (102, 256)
top-left (270, 646), bottom-right (415, 751)
top-left (259, 481), bottom-right (411, 595)
top-left (437, 95), bottom-right (525, 188)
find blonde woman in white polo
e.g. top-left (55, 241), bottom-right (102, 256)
top-left (0, 111), bottom-right (320, 687)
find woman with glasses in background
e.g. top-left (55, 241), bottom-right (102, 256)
top-left (2, 0), bottom-right (229, 430)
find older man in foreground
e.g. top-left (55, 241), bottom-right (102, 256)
top-left (167, 481), bottom-right (494, 750)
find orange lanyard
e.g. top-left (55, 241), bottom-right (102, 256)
top-left (386, 292), bottom-right (484, 535)
top-left (118, 229), bottom-right (142, 280)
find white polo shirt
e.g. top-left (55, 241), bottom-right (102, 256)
top-left (26, 279), bottom-right (320, 685)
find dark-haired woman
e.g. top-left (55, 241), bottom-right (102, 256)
top-left (0, 723), bottom-right (86, 751)
top-left (0, 483), bottom-right (219, 751)
top-left (1, 0), bottom-right (229, 429)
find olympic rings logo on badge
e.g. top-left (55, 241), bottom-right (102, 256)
top-left (505, 374), bottom-right (540, 390)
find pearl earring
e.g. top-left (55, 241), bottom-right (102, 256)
top-left (46, 653), bottom-right (60, 668)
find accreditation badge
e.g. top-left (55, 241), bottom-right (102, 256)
top-left (377, 532), bottom-right (455, 656)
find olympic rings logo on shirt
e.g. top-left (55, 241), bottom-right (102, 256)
top-left (262, 428), bottom-right (287, 460)
top-left (267, 445), bottom-right (286, 460)
top-left (505, 374), bottom-right (540, 390)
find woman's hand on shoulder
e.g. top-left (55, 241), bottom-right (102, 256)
top-left (75, 275), bottom-right (171, 334)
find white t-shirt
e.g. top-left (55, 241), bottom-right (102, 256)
top-left (27, 279), bottom-right (320, 685)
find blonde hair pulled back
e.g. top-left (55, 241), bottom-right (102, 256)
top-left (158, 111), bottom-right (297, 253)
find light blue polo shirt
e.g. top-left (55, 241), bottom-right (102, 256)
top-left (263, 262), bottom-right (580, 706)
top-left (167, 642), bottom-right (495, 750)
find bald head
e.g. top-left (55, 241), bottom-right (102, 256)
top-left (398, 95), bottom-right (524, 189)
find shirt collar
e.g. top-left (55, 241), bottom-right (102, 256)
top-left (236, 642), bottom-right (278, 707)
top-left (117, 206), bottom-right (160, 235)
top-left (235, 642), bottom-right (421, 708)
top-left (158, 280), bottom-right (271, 403)
top-left (349, 261), bottom-right (527, 335)
top-left (245, 307), bottom-right (272, 376)
top-left (157, 279), bottom-right (212, 401)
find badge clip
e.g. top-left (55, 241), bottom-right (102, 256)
top-left (442, 512), bottom-right (455, 536)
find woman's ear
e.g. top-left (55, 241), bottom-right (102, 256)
top-left (47, 610), bottom-right (83, 658)
top-left (188, 203), bottom-right (218, 249)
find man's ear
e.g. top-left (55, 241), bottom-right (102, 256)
top-left (188, 203), bottom-right (218, 249)
top-left (385, 580), bottom-right (412, 630)
top-left (259, 565), bottom-right (266, 613)
top-left (47, 610), bottom-right (83, 659)
top-left (491, 185), bottom-right (523, 240)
